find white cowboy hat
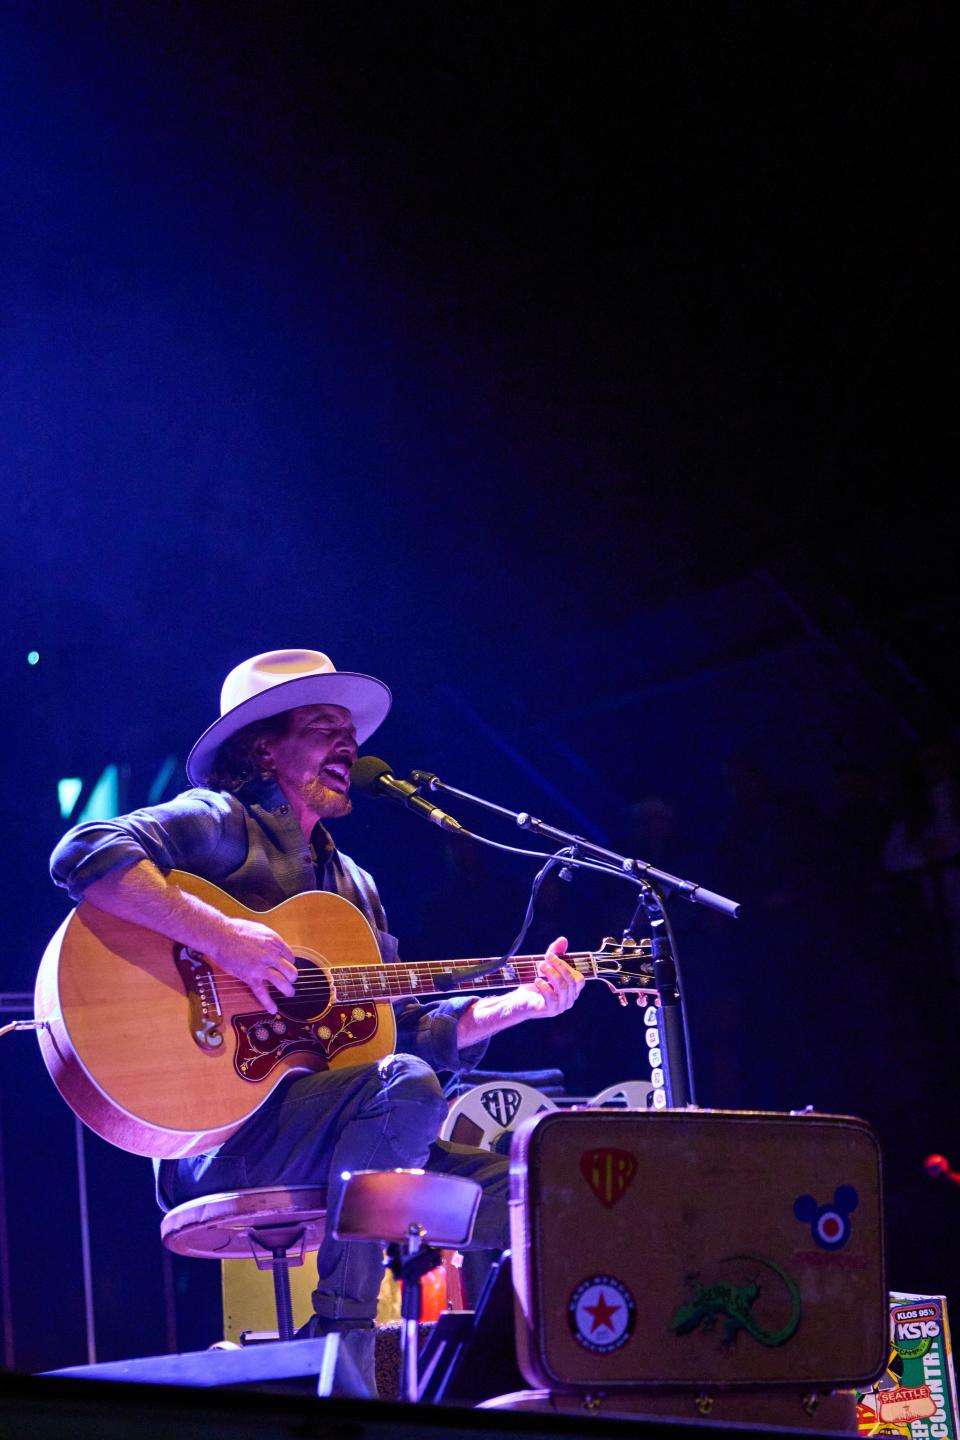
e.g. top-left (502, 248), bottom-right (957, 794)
top-left (186, 649), bottom-right (392, 786)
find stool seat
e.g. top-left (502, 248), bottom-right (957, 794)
top-left (161, 1185), bottom-right (328, 1260)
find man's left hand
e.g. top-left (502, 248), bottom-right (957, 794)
top-left (507, 936), bottom-right (585, 1020)
top-left (455, 936), bottom-right (586, 1047)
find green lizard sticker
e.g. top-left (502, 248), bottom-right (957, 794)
top-left (671, 1254), bottom-right (801, 1348)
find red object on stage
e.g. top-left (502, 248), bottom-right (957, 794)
top-left (924, 1154), bottom-right (960, 1185)
top-left (398, 1252), bottom-right (466, 1323)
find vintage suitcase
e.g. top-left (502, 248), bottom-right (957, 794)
top-left (509, 1109), bottom-right (887, 1392)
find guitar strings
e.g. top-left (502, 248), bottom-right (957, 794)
top-left (203, 955), bottom-right (594, 992)
top-left (200, 953), bottom-right (657, 1003)
top-left (203, 958), bottom-right (653, 984)
top-left (202, 954), bottom-right (611, 993)
top-left (204, 955), bottom-right (593, 985)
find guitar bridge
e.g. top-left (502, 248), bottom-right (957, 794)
top-left (175, 946), bottom-right (225, 1053)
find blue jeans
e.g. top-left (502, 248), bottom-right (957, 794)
top-left (159, 1054), bottom-right (510, 1322)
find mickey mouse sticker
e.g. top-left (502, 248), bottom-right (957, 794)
top-left (793, 1185), bottom-right (859, 1249)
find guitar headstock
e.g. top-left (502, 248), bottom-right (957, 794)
top-left (591, 935), bottom-right (657, 1006)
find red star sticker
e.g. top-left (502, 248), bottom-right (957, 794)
top-left (584, 1290), bottom-right (622, 1334)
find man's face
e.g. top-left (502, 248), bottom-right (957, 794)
top-left (259, 703), bottom-right (358, 820)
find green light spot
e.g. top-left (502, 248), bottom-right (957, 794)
top-left (78, 766), bottom-right (120, 823)
top-left (27, 651), bottom-right (40, 665)
top-left (148, 754), bottom-right (179, 805)
top-left (58, 778), bottom-right (83, 818)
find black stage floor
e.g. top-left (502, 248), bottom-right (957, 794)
top-left (0, 1371), bottom-right (857, 1440)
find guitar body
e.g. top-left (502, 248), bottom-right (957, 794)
top-left (34, 871), bottom-right (395, 1159)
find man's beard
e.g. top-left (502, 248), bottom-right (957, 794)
top-left (300, 778), bottom-right (353, 819)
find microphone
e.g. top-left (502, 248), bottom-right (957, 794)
top-left (350, 756), bottom-right (464, 832)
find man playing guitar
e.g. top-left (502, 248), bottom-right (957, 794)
top-left (49, 649), bottom-right (585, 1396)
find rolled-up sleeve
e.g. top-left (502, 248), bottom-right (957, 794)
top-left (50, 790), bottom-right (245, 903)
top-left (394, 994), bottom-right (489, 1074)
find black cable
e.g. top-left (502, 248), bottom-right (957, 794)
top-left (439, 824), bottom-right (697, 1089)
top-left (433, 843), bottom-right (580, 990)
top-left (501, 846), bottom-right (578, 964)
top-left (459, 825), bottom-right (640, 883)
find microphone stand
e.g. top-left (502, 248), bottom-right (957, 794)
top-left (412, 772), bottom-right (741, 1110)
top-left (412, 773), bottom-right (739, 920)
top-left (623, 882), bottom-right (694, 1108)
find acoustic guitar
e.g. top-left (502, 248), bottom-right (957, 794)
top-left (34, 870), bottom-right (655, 1159)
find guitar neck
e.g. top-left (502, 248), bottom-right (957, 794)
top-left (330, 952), bottom-right (601, 1004)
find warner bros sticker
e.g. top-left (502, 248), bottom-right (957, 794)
top-left (579, 1147), bottom-right (638, 1208)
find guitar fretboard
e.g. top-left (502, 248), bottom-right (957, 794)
top-left (329, 952), bottom-right (599, 1003)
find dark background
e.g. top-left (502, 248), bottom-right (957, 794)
top-left (1, 0), bottom-right (957, 1375)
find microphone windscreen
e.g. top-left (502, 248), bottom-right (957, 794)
top-left (350, 755), bottom-right (393, 792)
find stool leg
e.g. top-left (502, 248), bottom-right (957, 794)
top-left (269, 1248), bottom-right (294, 1341)
top-left (398, 1237), bottom-right (424, 1403)
top-left (401, 1312), bottom-right (420, 1403)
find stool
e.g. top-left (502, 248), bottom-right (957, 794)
top-left (333, 1167), bottom-right (481, 1403)
top-left (160, 1185), bottom-right (327, 1343)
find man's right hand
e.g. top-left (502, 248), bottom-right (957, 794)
top-left (83, 861), bottom-right (300, 1016)
top-left (210, 918), bottom-right (299, 1014)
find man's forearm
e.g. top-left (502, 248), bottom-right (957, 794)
top-left (455, 941), bottom-right (582, 1047)
top-left (456, 992), bottom-right (536, 1048)
top-left (83, 860), bottom-right (237, 955)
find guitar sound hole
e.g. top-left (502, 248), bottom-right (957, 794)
top-left (275, 956), bottom-right (331, 1023)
